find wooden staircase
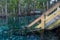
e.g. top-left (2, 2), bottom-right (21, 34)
top-left (26, 2), bottom-right (60, 32)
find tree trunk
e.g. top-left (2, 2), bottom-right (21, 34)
top-left (47, 1), bottom-right (49, 10)
top-left (43, 2), bottom-right (45, 11)
top-left (13, 8), bottom-right (15, 14)
top-left (18, 0), bottom-right (21, 15)
top-left (5, 0), bottom-right (7, 15)
top-left (2, 7), bottom-right (4, 15)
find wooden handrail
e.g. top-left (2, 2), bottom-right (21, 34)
top-left (45, 2), bottom-right (60, 16)
top-left (27, 2), bottom-right (60, 28)
top-left (27, 15), bottom-right (44, 27)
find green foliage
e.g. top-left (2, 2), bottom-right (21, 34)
top-left (9, 0), bottom-right (18, 10)
top-left (1, 0), bottom-right (48, 13)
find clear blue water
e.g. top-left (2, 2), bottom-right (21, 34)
top-left (0, 16), bottom-right (59, 40)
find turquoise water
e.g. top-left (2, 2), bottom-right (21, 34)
top-left (0, 26), bottom-right (59, 40)
top-left (0, 16), bottom-right (59, 40)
